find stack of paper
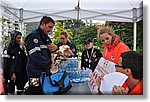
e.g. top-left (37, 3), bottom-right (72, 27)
top-left (100, 72), bottom-right (128, 94)
top-left (88, 57), bottom-right (116, 94)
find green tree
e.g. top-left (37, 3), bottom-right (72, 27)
top-left (106, 21), bottom-right (143, 53)
top-left (71, 25), bottom-right (102, 58)
top-left (52, 20), bottom-right (73, 44)
top-left (136, 20), bottom-right (143, 54)
top-left (64, 20), bottom-right (85, 29)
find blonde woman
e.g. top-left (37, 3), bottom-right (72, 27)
top-left (98, 27), bottom-right (130, 64)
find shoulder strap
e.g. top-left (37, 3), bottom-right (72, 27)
top-left (57, 71), bottom-right (67, 87)
top-left (41, 72), bottom-right (46, 86)
top-left (49, 71), bottom-right (67, 87)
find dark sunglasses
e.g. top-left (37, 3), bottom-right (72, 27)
top-left (115, 65), bottom-right (124, 68)
top-left (60, 37), bottom-right (65, 39)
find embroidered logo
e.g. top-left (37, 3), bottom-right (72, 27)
top-left (33, 39), bottom-right (39, 43)
top-left (93, 52), bottom-right (96, 58)
top-left (4, 50), bottom-right (7, 54)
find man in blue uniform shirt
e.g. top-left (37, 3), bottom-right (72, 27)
top-left (24, 16), bottom-right (57, 95)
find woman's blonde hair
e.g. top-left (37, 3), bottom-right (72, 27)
top-left (98, 27), bottom-right (120, 44)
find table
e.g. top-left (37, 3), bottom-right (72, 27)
top-left (63, 81), bottom-right (92, 95)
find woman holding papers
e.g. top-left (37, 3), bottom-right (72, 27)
top-left (96, 51), bottom-right (143, 95)
top-left (97, 27), bottom-right (130, 64)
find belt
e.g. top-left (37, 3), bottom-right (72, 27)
top-left (29, 78), bottom-right (40, 87)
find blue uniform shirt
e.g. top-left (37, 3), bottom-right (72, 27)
top-left (25, 27), bottom-right (52, 78)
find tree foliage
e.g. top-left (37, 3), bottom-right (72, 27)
top-left (106, 21), bottom-right (143, 53)
top-left (52, 20), bottom-right (73, 44)
top-left (71, 25), bottom-right (100, 55)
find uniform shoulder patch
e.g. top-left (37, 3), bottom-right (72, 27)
top-left (33, 39), bottom-right (39, 43)
top-left (4, 50), bottom-right (7, 54)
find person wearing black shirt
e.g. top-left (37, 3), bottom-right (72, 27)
top-left (81, 38), bottom-right (102, 72)
top-left (57, 32), bottom-right (78, 58)
top-left (2, 30), bottom-right (27, 95)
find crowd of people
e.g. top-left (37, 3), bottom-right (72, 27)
top-left (0, 16), bottom-right (143, 95)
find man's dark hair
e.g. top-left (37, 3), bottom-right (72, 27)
top-left (121, 51), bottom-right (143, 80)
top-left (40, 16), bottom-right (55, 25)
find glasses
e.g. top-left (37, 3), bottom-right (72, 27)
top-left (60, 37), bottom-right (65, 39)
top-left (115, 65), bottom-right (124, 68)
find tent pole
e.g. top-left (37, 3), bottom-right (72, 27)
top-left (19, 8), bottom-right (23, 35)
top-left (133, 22), bottom-right (137, 51)
top-left (75, 0), bottom-right (80, 28)
top-left (132, 8), bottom-right (137, 51)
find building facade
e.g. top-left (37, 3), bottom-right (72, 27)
top-left (0, 1), bottom-right (26, 48)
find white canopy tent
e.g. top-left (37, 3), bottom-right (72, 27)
top-left (0, 0), bottom-right (143, 50)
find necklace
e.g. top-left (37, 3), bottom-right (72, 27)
top-left (86, 48), bottom-right (94, 68)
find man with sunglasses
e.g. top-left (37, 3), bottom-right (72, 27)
top-left (96, 51), bottom-right (143, 95)
top-left (24, 16), bottom-right (58, 95)
top-left (113, 51), bottom-right (143, 95)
